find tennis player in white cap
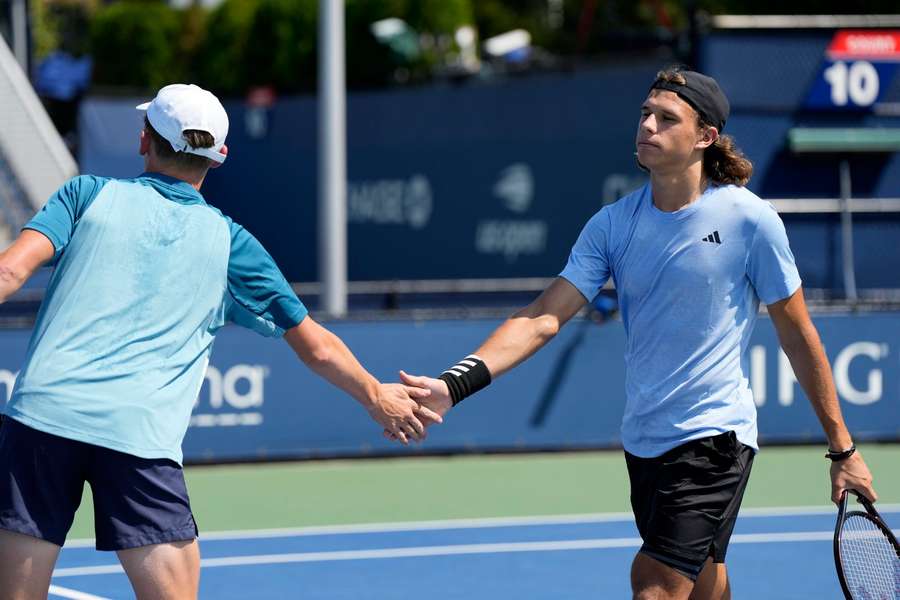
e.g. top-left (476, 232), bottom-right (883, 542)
top-left (0, 83), bottom-right (439, 598)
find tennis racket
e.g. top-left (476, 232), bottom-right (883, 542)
top-left (833, 488), bottom-right (900, 600)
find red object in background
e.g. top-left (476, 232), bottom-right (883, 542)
top-left (246, 86), bottom-right (277, 108)
top-left (244, 86), bottom-right (277, 140)
top-left (827, 30), bottom-right (900, 61)
top-left (576, 0), bottom-right (597, 54)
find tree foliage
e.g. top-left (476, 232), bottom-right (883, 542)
top-left (76, 0), bottom-right (900, 95)
top-left (90, 1), bottom-right (185, 91)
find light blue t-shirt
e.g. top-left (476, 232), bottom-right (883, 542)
top-left (560, 183), bottom-right (801, 458)
top-left (5, 173), bottom-right (308, 464)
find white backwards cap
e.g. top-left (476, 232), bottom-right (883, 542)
top-left (136, 84), bottom-right (229, 164)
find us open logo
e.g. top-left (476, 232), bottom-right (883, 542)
top-left (475, 163), bottom-right (547, 262)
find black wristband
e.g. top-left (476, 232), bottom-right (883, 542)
top-left (438, 355), bottom-right (492, 406)
top-left (825, 444), bottom-right (856, 462)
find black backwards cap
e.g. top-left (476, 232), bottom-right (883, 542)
top-left (650, 70), bottom-right (730, 132)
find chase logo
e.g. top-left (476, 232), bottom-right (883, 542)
top-left (348, 174), bottom-right (433, 230)
top-left (190, 364), bottom-right (268, 427)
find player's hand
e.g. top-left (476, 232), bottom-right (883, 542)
top-left (830, 451), bottom-right (877, 504)
top-left (382, 371), bottom-right (453, 442)
top-left (367, 383), bottom-right (439, 445)
top-left (400, 371), bottom-right (453, 418)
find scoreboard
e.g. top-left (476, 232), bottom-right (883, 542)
top-left (806, 30), bottom-right (900, 110)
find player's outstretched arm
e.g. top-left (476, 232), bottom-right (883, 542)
top-left (284, 316), bottom-right (442, 445)
top-left (767, 287), bottom-right (877, 504)
top-left (397, 277), bottom-right (588, 425)
top-left (0, 230), bottom-right (55, 304)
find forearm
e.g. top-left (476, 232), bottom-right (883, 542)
top-left (475, 308), bottom-right (560, 377)
top-left (0, 269), bottom-right (22, 304)
top-left (409, 278), bottom-right (582, 410)
top-left (0, 230), bottom-right (56, 303)
top-left (0, 262), bottom-right (27, 304)
top-left (781, 327), bottom-right (853, 450)
top-left (790, 335), bottom-right (879, 503)
top-left (284, 324), bottom-right (379, 409)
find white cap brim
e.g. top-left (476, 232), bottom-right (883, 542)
top-left (187, 147), bottom-right (227, 163)
top-left (136, 101), bottom-right (151, 110)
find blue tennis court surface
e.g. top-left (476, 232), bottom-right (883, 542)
top-left (50, 506), bottom-right (899, 599)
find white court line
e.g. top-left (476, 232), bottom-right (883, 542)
top-left (53, 529), bottom-right (899, 578)
top-left (48, 584), bottom-right (111, 600)
top-left (63, 503), bottom-right (900, 548)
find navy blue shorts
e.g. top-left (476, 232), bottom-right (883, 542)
top-left (0, 416), bottom-right (197, 551)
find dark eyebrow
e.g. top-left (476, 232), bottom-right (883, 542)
top-left (640, 105), bottom-right (679, 120)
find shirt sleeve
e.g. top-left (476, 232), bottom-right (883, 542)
top-left (558, 208), bottom-right (613, 302)
top-left (746, 202), bottom-right (802, 305)
top-left (23, 175), bottom-right (108, 264)
top-left (225, 220), bottom-right (308, 337)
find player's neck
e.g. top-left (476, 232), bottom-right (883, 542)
top-left (144, 158), bottom-right (207, 191)
top-left (649, 162), bottom-right (707, 213)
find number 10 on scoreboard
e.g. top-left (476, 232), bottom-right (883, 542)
top-left (806, 30), bottom-right (900, 110)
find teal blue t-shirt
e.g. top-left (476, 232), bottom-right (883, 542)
top-left (560, 184), bottom-right (801, 458)
top-left (5, 173), bottom-right (307, 464)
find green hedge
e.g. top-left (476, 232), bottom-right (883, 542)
top-left (90, 1), bottom-right (188, 91)
top-left (194, 0), bottom-right (259, 95)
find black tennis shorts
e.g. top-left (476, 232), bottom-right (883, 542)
top-left (0, 415), bottom-right (197, 551)
top-left (625, 431), bottom-right (754, 580)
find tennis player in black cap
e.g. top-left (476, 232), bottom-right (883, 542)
top-left (397, 66), bottom-right (877, 599)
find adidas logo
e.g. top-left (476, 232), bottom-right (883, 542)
top-left (702, 231), bottom-right (722, 244)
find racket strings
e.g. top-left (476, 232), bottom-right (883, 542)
top-left (839, 514), bottom-right (899, 600)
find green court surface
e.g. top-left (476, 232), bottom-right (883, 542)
top-left (67, 444), bottom-right (899, 540)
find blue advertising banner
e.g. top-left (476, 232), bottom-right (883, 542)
top-left (1, 313), bottom-right (898, 462)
